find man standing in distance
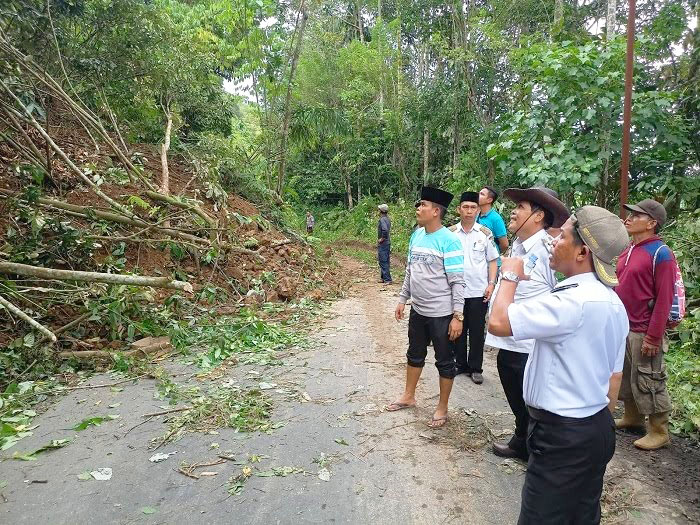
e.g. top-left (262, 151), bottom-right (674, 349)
top-left (478, 186), bottom-right (509, 256)
top-left (377, 204), bottom-right (393, 284)
top-left (489, 206), bottom-right (629, 523)
top-left (387, 187), bottom-right (466, 428)
top-left (488, 187), bottom-right (569, 461)
top-left (615, 199), bottom-right (677, 450)
top-left (306, 211), bottom-right (315, 234)
top-left (450, 191), bottom-right (499, 384)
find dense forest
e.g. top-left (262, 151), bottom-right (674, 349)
top-left (0, 0), bottom-right (699, 444)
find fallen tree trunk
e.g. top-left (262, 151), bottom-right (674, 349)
top-left (0, 261), bottom-right (193, 293)
top-left (0, 293), bottom-right (57, 342)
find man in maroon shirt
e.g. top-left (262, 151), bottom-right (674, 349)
top-left (614, 199), bottom-right (676, 450)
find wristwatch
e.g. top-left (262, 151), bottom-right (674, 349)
top-left (488, 280), bottom-right (497, 286)
top-left (501, 271), bottom-right (520, 283)
top-left (453, 312), bottom-right (465, 322)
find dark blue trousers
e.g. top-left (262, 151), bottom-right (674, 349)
top-left (378, 242), bottom-right (392, 282)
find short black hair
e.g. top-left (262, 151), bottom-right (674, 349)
top-left (484, 186), bottom-right (498, 203)
top-left (531, 203), bottom-right (553, 229)
top-left (572, 225), bottom-right (584, 246)
top-left (435, 203), bottom-right (447, 219)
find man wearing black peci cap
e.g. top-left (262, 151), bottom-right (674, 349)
top-left (487, 187), bottom-right (570, 461)
top-left (387, 186), bottom-right (466, 428)
top-left (449, 191), bottom-right (499, 384)
top-left (489, 206), bottom-right (629, 523)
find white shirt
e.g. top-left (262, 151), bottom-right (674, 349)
top-left (485, 228), bottom-right (558, 353)
top-left (453, 222), bottom-right (499, 298)
top-left (509, 272), bottom-right (629, 418)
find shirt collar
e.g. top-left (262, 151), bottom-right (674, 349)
top-left (519, 228), bottom-right (548, 253)
top-left (556, 272), bottom-right (598, 288)
top-left (455, 221), bottom-right (479, 234)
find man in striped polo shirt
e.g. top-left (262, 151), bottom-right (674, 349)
top-left (387, 186), bottom-right (466, 428)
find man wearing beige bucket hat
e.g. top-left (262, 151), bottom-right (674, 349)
top-left (488, 206), bottom-right (630, 524)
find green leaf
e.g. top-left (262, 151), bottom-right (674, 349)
top-left (77, 472), bottom-right (92, 481)
top-left (334, 438), bottom-right (349, 446)
top-left (71, 415), bottom-right (119, 431)
top-left (13, 438), bottom-right (72, 460)
top-left (141, 506), bottom-right (158, 515)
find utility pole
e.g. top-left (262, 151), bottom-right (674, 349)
top-left (620, 0), bottom-right (636, 218)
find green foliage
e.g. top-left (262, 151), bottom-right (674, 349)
top-left (667, 316), bottom-right (700, 438)
top-left (488, 39), bottom-right (693, 198)
top-left (159, 385), bottom-right (274, 444)
top-left (173, 309), bottom-right (304, 370)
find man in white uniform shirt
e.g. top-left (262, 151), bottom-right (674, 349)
top-left (449, 191), bottom-right (499, 384)
top-left (489, 206), bottom-right (630, 524)
top-left (488, 187), bottom-right (570, 461)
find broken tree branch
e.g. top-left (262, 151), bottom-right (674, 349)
top-left (144, 190), bottom-right (217, 228)
top-left (0, 261), bottom-right (193, 292)
top-left (141, 407), bottom-right (192, 418)
top-left (0, 293), bottom-right (57, 342)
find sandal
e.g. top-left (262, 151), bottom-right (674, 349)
top-left (427, 415), bottom-right (448, 428)
top-left (386, 401), bottom-right (416, 412)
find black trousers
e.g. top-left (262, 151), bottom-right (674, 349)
top-left (450, 297), bottom-right (488, 374)
top-left (377, 242), bottom-right (392, 282)
top-left (496, 349), bottom-right (529, 454)
top-left (519, 407), bottom-right (616, 525)
top-left (406, 308), bottom-right (456, 379)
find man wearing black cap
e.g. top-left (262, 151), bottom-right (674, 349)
top-left (488, 206), bottom-right (630, 523)
top-left (615, 199), bottom-right (679, 450)
top-left (387, 187), bottom-right (466, 428)
top-left (487, 187), bottom-right (570, 461)
top-left (450, 191), bottom-right (499, 384)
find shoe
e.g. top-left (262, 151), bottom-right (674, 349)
top-left (614, 400), bottom-right (645, 431)
top-left (492, 441), bottom-right (528, 461)
top-left (384, 281), bottom-right (393, 285)
top-left (634, 412), bottom-right (670, 450)
top-left (471, 372), bottom-right (483, 384)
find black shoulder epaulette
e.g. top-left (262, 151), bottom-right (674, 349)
top-left (552, 283), bottom-right (579, 293)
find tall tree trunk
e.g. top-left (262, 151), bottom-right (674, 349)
top-left (553, 0), bottom-right (564, 38)
top-left (423, 128), bottom-right (429, 184)
top-left (357, 1), bottom-right (364, 43)
top-left (276, 0), bottom-right (308, 196)
top-left (606, 0), bottom-right (617, 40)
top-left (344, 165), bottom-right (354, 209)
top-left (160, 100), bottom-right (172, 196)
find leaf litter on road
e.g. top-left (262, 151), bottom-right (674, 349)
top-left (70, 414), bottom-right (119, 431)
top-left (12, 438), bottom-right (73, 461)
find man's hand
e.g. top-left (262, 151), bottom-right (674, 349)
top-left (641, 340), bottom-right (660, 357)
top-left (483, 283), bottom-right (495, 302)
top-left (378, 238), bottom-right (385, 244)
top-left (395, 303), bottom-right (405, 321)
top-left (501, 257), bottom-right (529, 281)
top-left (448, 318), bottom-right (463, 341)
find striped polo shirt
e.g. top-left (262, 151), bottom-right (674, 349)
top-left (398, 226), bottom-right (466, 317)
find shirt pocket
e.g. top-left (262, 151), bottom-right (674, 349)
top-left (472, 240), bottom-right (486, 261)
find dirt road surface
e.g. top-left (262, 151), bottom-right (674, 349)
top-left (1, 255), bottom-right (698, 524)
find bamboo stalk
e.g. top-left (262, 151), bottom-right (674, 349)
top-left (0, 293), bottom-right (57, 342)
top-left (0, 261), bottom-right (193, 292)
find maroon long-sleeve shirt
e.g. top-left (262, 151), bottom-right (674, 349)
top-left (615, 236), bottom-right (676, 345)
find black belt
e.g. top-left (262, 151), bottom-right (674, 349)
top-left (527, 406), bottom-right (605, 424)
